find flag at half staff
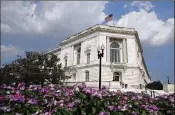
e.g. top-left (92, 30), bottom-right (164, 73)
top-left (105, 14), bottom-right (113, 22)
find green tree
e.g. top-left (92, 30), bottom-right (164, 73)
top-left (0, 51), bottom-right (70, 86)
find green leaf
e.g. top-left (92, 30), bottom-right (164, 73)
top-left (92, 107), bottom-right (96, 114)
top-left (141, 111), bottom-right (146, 115)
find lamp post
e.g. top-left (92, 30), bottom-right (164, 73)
top-left (167, 76), bottom-right (170, 84)
top-left (97, 44), bottom-right (105, 90)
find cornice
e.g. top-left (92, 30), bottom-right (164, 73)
top-left (60, 26), bottom-right (135, 46)
top-left (94, 27), bottom-right (135, 36)
top-left (68, 64), bottom-right (139, 70)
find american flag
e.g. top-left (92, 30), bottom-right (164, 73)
top-left (105, 14), bottom-right (113, 22)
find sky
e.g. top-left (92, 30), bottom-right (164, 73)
top-left (1, 1), bottom-right (174, 84)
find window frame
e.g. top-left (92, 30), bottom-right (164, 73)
top-left (87, 53), bottom-right (90, 64)
top-left (65, 59), bottom-right (67, 67)
top-left (77, 47), bottom-right (81, 65)
top-left (72, 73), bottom-right (76, 81)
top-left (85, 71), bottom-right (89, 82)
top-left (113, 72), bottom-right (120, 81)
top-left (110, 42), bottom-right (120, 63)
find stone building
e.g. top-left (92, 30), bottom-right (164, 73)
top-left (47, 24), bottom-right (151, 89)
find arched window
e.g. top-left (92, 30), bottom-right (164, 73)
top-left (110, 42), bottom-right (120, 63)
top-left (85, 71), bottom-right (89, 81)
top-left (113, 72), bottom-right (120, 81)
top-left (77, 47), bottom-right (81, 64)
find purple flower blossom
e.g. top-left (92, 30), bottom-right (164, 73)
top-left (98, 111), bottom-right (109, 115)
top-left (116, 105), bottom-right (122, 110)
top-left (97, 93), bottom-right (102, 99)
top-left (16, 90), bottom-right (20, 94)
top-left (40, 88), bottom-right (49, 93)
top-left (1, 82), bottom-right (175, 114)
top-left (9, 94), bottom-right (25, 103)
top-left (27, 98), bottom-right (38, 105)
top-left (107, 105), bottom-right (115, 111)
top-left (77, 83), bottom-right (86, 89)
top-left (0, 96), bottom-right (4, 101)
top-left (151, 105), bottom-right (159, 111)
top-left (131, 96), bottom-right (137, 100)
top-left (121, 104), bottom-right (128, 111)
top-left (67, 99), bottom-right (81, 108)
top-left (169, 97), bottom-right (174, 103)
top-left (131, 111), bottom-right (137, 115)
top-left (67, 102), bottom-right (74, 108)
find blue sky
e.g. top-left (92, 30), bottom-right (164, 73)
top-left (103, 1), bottom-right (174, 83)
top-left (1, 1), bottom-right (174, 84)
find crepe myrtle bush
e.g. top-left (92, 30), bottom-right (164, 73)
top-left (0, 82), bottom-right (175, 115)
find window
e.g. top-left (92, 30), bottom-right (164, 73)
top-left (113, 72), bottom-right (120, 81)
top-left (77, 47), bottom-right (81, 65)
top-left (64, 56), bottom-right (68, 68)
top-left (85, 71), bottom-right (89, 81)
top-left (87, 53), bottom-right (90, 64)
top-left (65, 59), bottom-right (67, 67)
top-left (72, 73), bottom-right (76, 80)
top-left (110, 42), bottom-right (120, 63)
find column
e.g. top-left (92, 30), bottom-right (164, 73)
top-left (124, 38), bottom-right (128, 63)
top-left (123, 38), bottom-right (128, 63)
top-left (71, 46), bottom-right (74, 66)
top-left (122, 39), bottom-right (125, 63)
top-left (106, 36), bottom-right (110, 62)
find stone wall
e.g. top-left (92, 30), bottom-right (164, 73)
top-left (163, 84), bottom-right (175, 93)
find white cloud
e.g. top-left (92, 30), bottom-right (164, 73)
top-left (107, 9), bottom-right (174, 46)
top-left (131, 1), bottom-right (155, 11)
top-left (1, 1), bottom-right (174, 48)
top-left (1, 1), bottom-right (108, 37)
top-left (124, 4), bottom-right (127, 8)
top-left (1, 45), bottom-right (24, 61)
top-left (1, 1), bottom-right (108, 64)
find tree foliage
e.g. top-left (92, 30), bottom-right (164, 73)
top-left (145, 81), bottom-right (163, 90)
top-left (0, 51), bottom-right (70, 86)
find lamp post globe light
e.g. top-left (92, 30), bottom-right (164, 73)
top-left (97, 44), bottom-right (105, 90)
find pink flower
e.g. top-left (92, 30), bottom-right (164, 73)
top-left (107, 106), bottom-right (115, 111)
top-left (116, 90), bottom-right (121, 94)
top-left (98, 111), bottom-right (108, 115)
top-left (131, 111), bottom-right (137, 115)
top-left (59, 103), bottom-right (64, 107)
top-left (41, 88), bottom-right (49, 93)
top-left (123, 96), bottom-right (128, 100)
top-left (0, 96), bottom-right (4, 101)
top-left (9, 94), bottom-right (25, 102)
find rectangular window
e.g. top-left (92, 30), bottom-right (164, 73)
top-left (87, 53), bottom-right (90, 64)
top-left (65, 59), bottom-right (67, 67)
top-left (73, 73), bottom-right (76, 80)
top-left (77, 53), bottom-right (80, 64)
top-left (85, 72), bottom-right (89, 81)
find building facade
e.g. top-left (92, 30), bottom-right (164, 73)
top-left (48, 25), bottom-right (151, 89)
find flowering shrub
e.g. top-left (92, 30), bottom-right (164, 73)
top-left (0, 82), bottom-right (175, 115)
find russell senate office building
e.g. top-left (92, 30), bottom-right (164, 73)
top-left (47, 24), bottom-right (151, 89)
